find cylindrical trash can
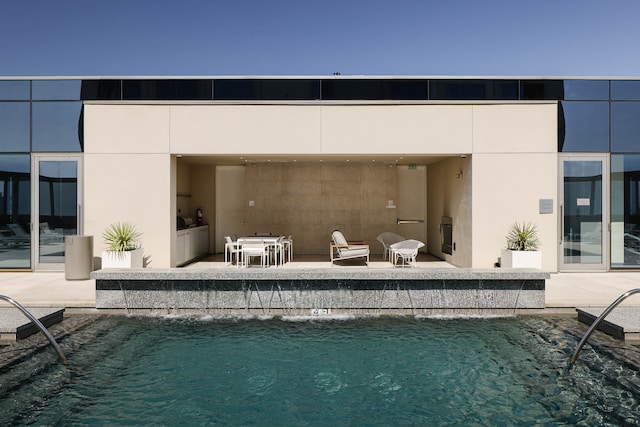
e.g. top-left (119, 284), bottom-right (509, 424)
top-left (65, 235), bottom-right (94, 280)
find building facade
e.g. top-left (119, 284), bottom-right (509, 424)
top-left (0, 77), bottom-right (637, 272)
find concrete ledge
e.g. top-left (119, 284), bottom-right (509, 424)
top-left (577, 307), bottom-right (640, 341)
top-left (94, 268), bottom-right (547, 314)
top-left (0, 308), bottom-right (65, 343)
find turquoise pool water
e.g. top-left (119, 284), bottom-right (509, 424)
top-left (2, 315), bottom-right (640, 425)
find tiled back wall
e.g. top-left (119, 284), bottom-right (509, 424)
top-left (245, 163), bottom-right (398, 255)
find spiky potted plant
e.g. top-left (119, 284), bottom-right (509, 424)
top-left (101, 222), bottom-right (143, 268)
top-left (500, 222), bottom-right (542, 269)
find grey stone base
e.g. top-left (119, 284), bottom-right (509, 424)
top-left (94, 268), bottom-right (547, 315)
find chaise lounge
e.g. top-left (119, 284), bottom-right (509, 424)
top-left (330, 230), bottom-right (370, 266)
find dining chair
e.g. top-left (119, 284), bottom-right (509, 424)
top-left (282, 235), bottom-right (293, 263)
top-left (224, 236), bottom-right (241, 266)
top-left (241, 240), bottom-right (269, 267)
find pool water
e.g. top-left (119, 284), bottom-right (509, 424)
top-left (2, 315), bottom-right (640, 426)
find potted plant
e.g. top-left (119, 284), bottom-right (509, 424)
top-left (500, 222), bottom-right (542, 269)
top-left (101, 222), bottom-right (143, 268)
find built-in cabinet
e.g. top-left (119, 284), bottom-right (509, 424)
top-left (176, 225), bottom-right (210, 266)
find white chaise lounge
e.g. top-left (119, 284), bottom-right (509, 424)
top-left (330, 230), bottom-right (370, 266)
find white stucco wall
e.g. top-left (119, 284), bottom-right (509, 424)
top-left (84, 102), bottom-right (558, 269)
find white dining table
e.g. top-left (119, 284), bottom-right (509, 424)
top-left (237, 236), bottom-right (285, 266)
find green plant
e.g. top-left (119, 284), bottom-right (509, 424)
top-left (506, 222), bottom-right (540, 251)
top-left (103, 222), bottom-right (141, 252)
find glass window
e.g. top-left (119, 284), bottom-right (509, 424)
top-left (81, 80), bottom-right (122, 100)
top-left (520, 80), bottom-right (564, 100)
top-left (123, 80), bottom-right (212, 100)
top-left (611, 154), bottom-right (640, 267)
top-left (0, 81), bottom-right (30, 100)
top-left (558, 102), bottom-right (609, 152)
top-left (215, 79), bottom-right (320, 100)
top-left (611, 81), bottom-right (640, 100)
top-left (611, 102), bottom-right (640, 152)
top-left (32, 102), bottom-right (83, 152)
top-left (0, 102), bottom-right (30, 151)
top-left (563, 80), bottom-right (609, 100)
top-left (32, 80), bottom-right (81, 100)
top-left (321, 79), bottom-right (427, 100)
top-left (429, 80), bottom-right (518, 100)
top-left (0, 154), bottom-right (31, 268)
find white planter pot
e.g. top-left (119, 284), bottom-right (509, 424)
top-left (101, 248), bottom-right (143, 269)
top-left (500, 249), bottom-right (542, 269)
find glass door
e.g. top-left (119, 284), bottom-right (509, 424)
top-left (559, 155), bottom-right (608, 271)
top-left (32, 155), bottom-right (82, 271)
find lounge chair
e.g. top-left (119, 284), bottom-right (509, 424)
top-left (330, 230), bottom-right (369, 266)
top-left (389, 239), bottom-right (425, 267)
top-left (376, 232), bottom-right (406, 260)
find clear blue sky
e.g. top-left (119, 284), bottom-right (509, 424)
top-left (1, 0), bottom-right (638, 77)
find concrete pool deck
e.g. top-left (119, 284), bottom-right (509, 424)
top-left (0, 269), bottom-right (638, 310)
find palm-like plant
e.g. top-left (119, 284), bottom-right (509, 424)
top-left (506, 222), bottom-right (540, 251)
top-left (103, 222), bottom-right (141, 252)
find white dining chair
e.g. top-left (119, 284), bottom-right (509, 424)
top-left (224, 236), bottom-right (240, 266)
top-left (241, 240), bottom-right (269, 268)
top-left (282, 235), bottom-right (293, 263)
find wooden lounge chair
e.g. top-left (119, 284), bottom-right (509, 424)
top-left (330, 230), bottom-right (369, 266)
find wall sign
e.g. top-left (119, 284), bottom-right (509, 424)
top-left (539, 199), bottom-right (553, 214)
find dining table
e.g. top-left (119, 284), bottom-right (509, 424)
top-left (237, 236), bottom-right (285, 267)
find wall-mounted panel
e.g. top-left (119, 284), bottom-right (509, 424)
top-left (170, 105), bottom-right (322, 154)
top-left (472, 104), bottom-right (557, 153)
top-left (83, 105), bottom-right (171, 154)
top-left (321, 105), bottom-right (473, 154)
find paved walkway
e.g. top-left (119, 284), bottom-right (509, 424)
top-left (0, 270), bottom-right (639, 309)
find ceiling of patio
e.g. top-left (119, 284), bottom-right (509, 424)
top-left (178, 154), bottom-right (461, 166)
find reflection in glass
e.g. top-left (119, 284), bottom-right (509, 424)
top-left (0, 102), bottom-right (30, 151)
top-left (563, 80), bottom-right (609, 100)
top-left (215, 79), bottom-right (320, 100)
top-left (563, 160), bottom-right (603, 265)
top-left (0, 155), bottom-right (30, 269)
top-left (0, 81), bottom-right (30, 100)
top-left (558, 102), bottom-right (609, 152)
top-left (38, 161), bottom-right (77, 264)
top-left (611, 155), bottom-right (640, 267)
top-left (611, 81), bottom-right (640, 100)
top-left (520, 80), bottom-right (564, 100)
top-left (32, 102), bottom-right (83, 152)
top-left (429, 80), bottom-right (517, 100)
top-left (321, 79), bottom-right (427, 100)
top-left (32, 80), bottom-right (81, 100)
top-left (611, 102), bottom-right (640, 153)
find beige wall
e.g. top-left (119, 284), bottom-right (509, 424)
top-left (427, 157), bottom-right (472, 267)
top-left (84, 102), bottom-right (558, 269)
top-left (244, 163), bottom-right (398, 254)
top-left (471, 104), bottom-right (558, 271)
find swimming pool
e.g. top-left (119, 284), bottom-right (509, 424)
top-left (1, 315), bottom-right (640, 425)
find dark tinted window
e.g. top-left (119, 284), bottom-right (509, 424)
top-left (563, 80), bottom-right (609, 100)
top-left (0, 81), bottom-right (30, 100)
top-left (429, 80), bottom-right (517, 100)
top-left (81, 80), bottom-right (122, 100)
top-left (32, 102), bottom-right (83, 152)
top-left (321, 79), bottom-right (427, 100)
top-left (558, 102), bottom-right (609, 152)
top-left (214, 79), bottom-right (320, 100)
top-left (123, 80), bottom-right (212, 100)
top-left (520, 80), bottom-right (564, 100)
top-left (0, 103), bottom-right (30, 151)
top-left (0, 154), bottom-right (31, 268)
top-left (612, 102), bottom-right (640, 152)
top-left (32, 80), bottom-right (81, 100)
top-left (611, 81), bottom-right (640, 100)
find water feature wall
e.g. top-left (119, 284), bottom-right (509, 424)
top-left (93, 268), bottom-right (547, 316)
